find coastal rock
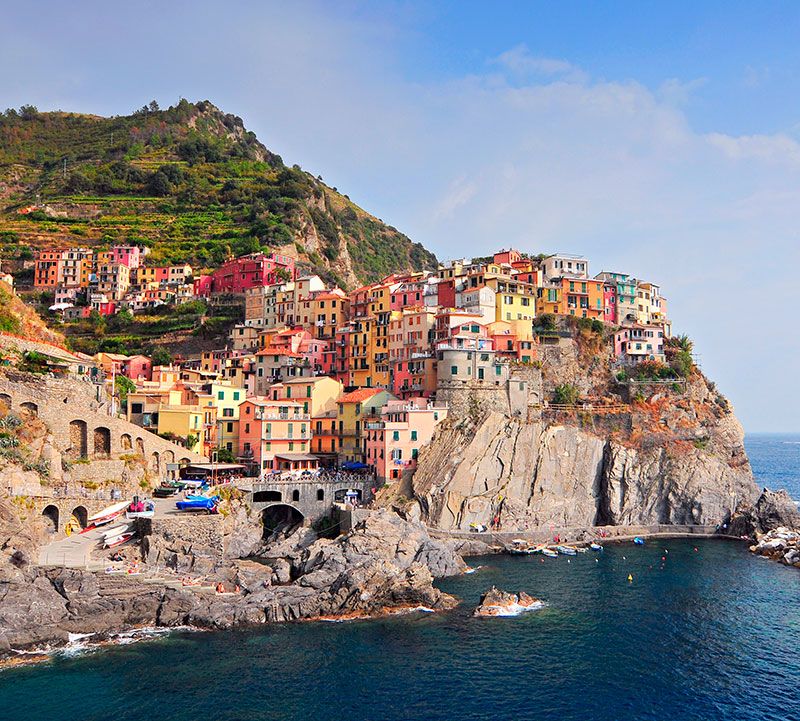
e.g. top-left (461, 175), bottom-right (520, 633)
top-left (728, 489), bottom-right (800, 537)
top-left (412, 387), bottom-right (759, 532)
top-left (749, 526), bottom-right (800, 569)
top-left (474, 587), bottom-right (545, 617)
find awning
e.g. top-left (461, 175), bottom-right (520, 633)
top-left (274, 453), bottom-right (319, 462)
top-left (341, 461), bottom-right (368, 470)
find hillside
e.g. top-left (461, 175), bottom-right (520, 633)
top-left (0, 100), bottom-right (436, 288)
top-left (0, 281), bottom-right (65, 347)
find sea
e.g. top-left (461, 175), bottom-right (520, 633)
top-left (0, 434), bottom-right (798, 721)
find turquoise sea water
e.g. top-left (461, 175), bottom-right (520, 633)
top-left (0, 434), bottom-right (798, 721)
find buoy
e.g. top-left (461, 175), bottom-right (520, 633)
top-left (661, 556), bottom-right (666, 561)
top-left (567, 559), bottom-right (571, 563)
top-left (694, 547), bottom-right (698, 552)
top-left (627, 574), bottom-right (633, 583)
top-left (595, 558), bottom-right (599, 563)
top-left (622, 556), bottom-right (626, 560)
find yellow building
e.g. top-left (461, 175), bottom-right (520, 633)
top-left (349, 317), bottom-right (373, 388)
top-left (485, 277), bottom-right (536, 322)
top-left (156, 406), bottom-right (209, 454)
top-left (208, 382), bottom-right (245, 456)
top-left (270, 376), bottom-right (343, 417)
top-left (336, 388), bottom-right (395, 462)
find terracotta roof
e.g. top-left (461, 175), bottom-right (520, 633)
top-left (338, 388), bottom-right (383, 403)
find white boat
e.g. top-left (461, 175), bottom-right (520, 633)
top-left (541, 548), bottom-right (558, 558)
top-left (102, 523), bottom-right (132, 540)
top-left (103, 532), bottom-right (134, 549)
top-left (125, 500), bottom-right (155, 519)
top-left (590, 543), bottom-right (604, 551)
top-left (556, 545), bottom-right (577, 556)
top-left (86, 501), bottom-right (129, 528)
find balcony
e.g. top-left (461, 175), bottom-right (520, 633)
top-left (254, 412), bottom-right (311, 421)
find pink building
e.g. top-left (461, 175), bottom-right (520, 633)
top-left (365, 398), bottom-right (448, 482)
top-left (193, 275), bottom-right (213, 297)
top-left (211, 253), bottom-right (296, 295)
top-left (120, 354), bottom-right (153, 382)
top-left (238, 398), bottom-right (314, 473)
top-left (109, 245), bottom-right (141, 269)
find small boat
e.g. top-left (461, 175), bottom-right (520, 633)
top-left (556, 545), bottom-right (577, 556)
top-left (541, 548), bottom-right (558, 558)
top-left (125, 500), bottom-right (155, 520)
top-left (85, 501), bottom-right (129, 529)
top-left (590, 543), bottom-right (604, 551)
top-left (575, 547), bottom-right (588, 553)
top-left (153, 485), bottom-right (179, 498)
top-left (175, 496), bottom-right (219, 513)
top-left (102, 523), bottom-right (132, 540)
top-left (508, 539), bottom-right (538, 555)
top-left (104, 532), bottom-right (134, 549)
top-left (633, 537), bottom-right (645, 545)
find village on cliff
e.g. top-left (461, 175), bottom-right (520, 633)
top-left (2, 245), bottom-right (675, 486)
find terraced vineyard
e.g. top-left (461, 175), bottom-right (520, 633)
top-left (0, 100), bottom-right (437, 287)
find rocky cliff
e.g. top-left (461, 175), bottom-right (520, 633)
top-left (410, 371), bottom-right (759, 532)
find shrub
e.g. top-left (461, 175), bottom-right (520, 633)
top-left (670, 351), bottom-right (693, 378)
top-left (554, 383), bottom-right (580, 405)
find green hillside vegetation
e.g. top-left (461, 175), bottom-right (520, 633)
top-left (0, 100), bottom-right (436, 287)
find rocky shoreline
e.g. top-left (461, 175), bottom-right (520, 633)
top-left (0, 510), bottom-right (464, 658)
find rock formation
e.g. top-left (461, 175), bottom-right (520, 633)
top-left (473, 587), bottom-right (545, 617)
top-left (411, 372), bottom-right (759, 532)
top-left (0, 508), bottom-right (463, 655)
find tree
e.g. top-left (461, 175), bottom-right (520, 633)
top-left (215, 447), bottom-right (236, 463)
top-left (148, 100), bottom-right (160, 112)
top-left (670, 350), bottom-right (694, 378)
top-left (114, 375), bottom-right (136, 404)
top-left (149, 346), bottom-right (173, 366)
top-left (147, 171), bottom-right (172, 197)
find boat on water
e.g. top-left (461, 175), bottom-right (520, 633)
top-left (575, 547), bottom-right (588, 553)
top-left (634, 537), bottom-right (646, 545)
top-left (590, 542), bottom-right (604, 551)
top-left (556, 545), bottom-right (578, 556)
top-left (508, 539), bottom-right (539, 555)
top-left (541, 548), bottom-right (558, 558)
top-left (83, 501), bottom-right (129, 530)
top-left (125, 499), bottom-right (155, 519)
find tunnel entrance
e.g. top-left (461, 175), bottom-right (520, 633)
top-left (261, 504), bottom-right (304, 538)
top-left (41, 505), bottom-right (59, 534)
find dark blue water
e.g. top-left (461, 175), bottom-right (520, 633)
top-left (1, 434), bottom-right (798, 721)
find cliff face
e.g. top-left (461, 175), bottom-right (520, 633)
top-left (411, 374), bottom-right (758, 532)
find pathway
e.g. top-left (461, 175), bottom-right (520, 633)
top-left (38, 527), bottom-right (107, 568)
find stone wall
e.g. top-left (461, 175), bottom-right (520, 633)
top-left (138, 515), bottom-right (225, 573)
top-left (0, 370), bottom-right (205, 488)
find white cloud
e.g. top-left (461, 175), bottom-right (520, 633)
top-left (492, 44), bottom-right (588, 83)
top-left (706, 132), bottom-right (800, 164)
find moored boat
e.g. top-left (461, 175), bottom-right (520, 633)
top-left (590, 542), bottom-right (604, 551)
top-left (103, 532), bottom-right (134, 549)
top-left (556, 545), bottom-right (577, 556)
top-left (541, 548), bottom-right (558, 558)
top-left (125, 499), bottom-right (155, 519)
top-left (634, 537), bottom-right (645, 545)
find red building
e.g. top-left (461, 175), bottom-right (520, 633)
top-left (193, 275), bottom-right (213, 297)
top-left (603, 282), bottom-right (617, 324)
top-left (211, 253), bottom-right (295, 295)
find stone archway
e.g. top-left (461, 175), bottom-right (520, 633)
top-left (253, 490), bottom-right (282, 503)
top-left (120, 433), bottom-right (132, 451)
top-left (19, 401), bottom-right (38, 419)
top-left (0, 393), bottom-right (10, 413)
top-left (292, 489), bottom-right (300, 502)
top-left (261, 504), bottom-right (304, 538)
top-left (66, 505), bottom-right (88, 535)
top-left (149, 451), bottom-right (160, 474)
top-left (68, 420), bottom-right (88, 460)
top-left (136, 438), bottom-right (145, 457)
top-left (316, 488), bottom-right (325, 501)
top-left (41, 504), bottom-right (59, 534)
top-left (163, 450), bottom-right (175, 464)
top-left (94, 426), bottom-right (111, 458)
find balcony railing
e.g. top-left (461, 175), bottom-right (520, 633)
top-left (254, 412), bottom-right (310, 421)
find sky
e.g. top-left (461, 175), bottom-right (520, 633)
top-left (2, 1), bottom-right (799, 432)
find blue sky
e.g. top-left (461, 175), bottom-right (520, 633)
top-left (2, 1), bottom-right (799, 431)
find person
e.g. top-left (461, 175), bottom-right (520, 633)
top-left (216, 582), bottom-right (224, 593)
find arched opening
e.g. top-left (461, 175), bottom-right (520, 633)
top-left (163, 450), bottom-right (175, 464)
top-left (136, 437), bottom-right (145, 457)
top-left (334, 488), bottom-right (363, 503)
top-left (19, 401), bottom-right (38, 419)
top-left (316, 488), bottom-right (325, 501)
top-left (120, 433), bottom-right (132, 451)
top-left (65, 505), bottom-right (88, 535)
top-left (253, 490), bottom-right (282, 503)
top-left (292, 489), bottom-right (300, 502)
top-left (68, 420), bottom-right (88, 460)
top-left (94, 426), bottom-right (111, 458)
top-left (178, 457), bottom-right (191, 465)
top-left (261, 504), bottom-right (304, 537)
top-left (0, 393), bottom-right (11, 413)
top-left (149, 451), bottom-right (160, 474)
top-left (41, 504), bottom-right (59, 533)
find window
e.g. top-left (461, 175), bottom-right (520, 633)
top-left (233, 391), bottom-right (240, 401)
top-left (223, 408), bottom-right (233, 417)
top-left (393, 431), bottom-right (400, 441)
top-left (131, 402), bottom-right (143, 414)
top-left (412, 448), bottom-right (419, 459)
top-left (217, 391), bottom-right (224, 400)
top-left (495, 365), bottom-right (502, 376)
top-left (411, 430), bottom-right (417, 441)
top-left (226, 422), bottom-right (233, 432)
